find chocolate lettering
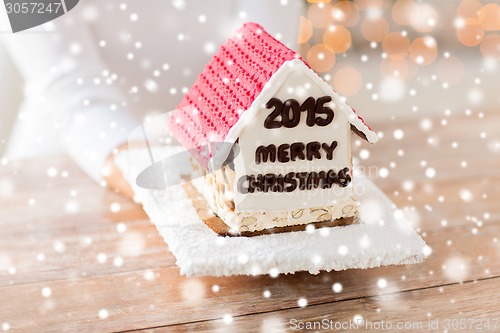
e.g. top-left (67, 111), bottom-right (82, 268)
top-left (300, 96), bottom-right (316, 127)
top-left (327, 169), bottom-right (339, 187)
top-left (255, 144), bottom-right (276, 164)
top-left (262, 174), bottom-right (277, 193)
top-left (284, 172), bottom-right (297, 192)
top-left (296, 172), bottom-right (309, 190)
top-left (263, 96), bottom-right (335, 129)
top-left (322, 141), bottom-right (338, 160)
top-left (248, 174), bottom-right (263, 193)
top-left (306, 172), bottom-right (320, 190)
top-left (277, 144), bottom-right (290, 163)
top-left (271, 174), bottom-right (285, 193)
top-left (254, 141), bottom-right (339, 164)
top-left (264, 98), bottom-right (283, 129)
top-left (337, 167), bottom-right (351, 187)
top-left (318, 170), bottom-right (331, 189)
top-left (237, 175), bottom-right (250, 194)
top-left (282, 99), bottom-right (301, 128)
top-left (236, 168), bottom-right (352, 194)
top-left (306, 141), bottom-right (321, 160)
top-left (290, 142), bottom-right (305, 161)
top-left (315, 96), bottom-right (334, 126)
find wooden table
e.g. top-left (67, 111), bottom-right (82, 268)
top-left (1, 111), bottom-right (500, 332)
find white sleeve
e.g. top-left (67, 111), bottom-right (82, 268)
top-left (1, 18), bottom-right (140, 183)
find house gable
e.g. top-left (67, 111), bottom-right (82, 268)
top-left (233, 60), bottom-right (354, 212)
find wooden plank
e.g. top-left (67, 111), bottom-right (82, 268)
top-left (0, 219), bottom-right (176, 287)
top-left (1, 222), bottom-right (498, 332)
top-left (352, 112), bottom-right (500, 233)
top-left (0, 189), bottom-right (147, 235)
top-left (0, 155), bottom-right (147, 234)
top-left (162, 277), bottom-right (500, 333)
top-left (380, 174), bottom-right (500, 233)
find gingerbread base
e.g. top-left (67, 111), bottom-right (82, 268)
top-left (183, 181), bottom-right (355, 237)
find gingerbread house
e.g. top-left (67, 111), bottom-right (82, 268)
top-left (168, 22), bottom-right (378, 236)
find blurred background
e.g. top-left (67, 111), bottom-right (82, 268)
top-left (1, 0), bottom-right (499, 157)
top-left (297, 0), bottom-right (500, 123)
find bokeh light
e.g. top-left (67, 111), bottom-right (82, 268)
top-left (456, 18), bottom-right (485, 47)
top-left (307, 43), bottom-right (336, 72)
top-left (361, 16), bottom-right (389, 42)
top-left (440, 3), bottom-right (461, 33)
top-left (391, 0), bottom-right (417, 26)
top-left (383, 32), bottom-right (410, 60)
top-left (379, 77), bottom-right (406, 102)
top-left (409, 36), bottom-right (438, 65)
top-left (306, 0), bottom-right (332, 3)
top-left (380, 58), bottom-right (412, 79)
top-left (456, 0), bottom-right (482, 19)
top-left (302, 0), bottom-right (500, 92)
top-left (331, 1), bottom-right (360, 27)
top-left (478, 3), bottom-right (500, 31)
top-left (332, 66), bottom-right (363, 96)
top-left (410, 3), bottom-right (438, 33)
top-left (480, 34), bottom-right (500, 61)
top-left (308, 3), bottom-right (334, 28)
top-left (353, 0), bottom-right (390, 11)
top-left (323, 25), bottom-right (352, 53)
top-left (298, 16), bottom-right (314, 44)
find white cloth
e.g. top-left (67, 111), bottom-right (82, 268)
top-left (0, 0), bottom-right (304, 181)
top-left (115, 146), bottom-right (428, 277)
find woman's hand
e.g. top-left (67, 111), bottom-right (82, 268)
top-left (103, 143), bottom-right (135, 201)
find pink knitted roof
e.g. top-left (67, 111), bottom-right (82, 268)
top-left (167, 22), bottom-right (300, 168)
top-left (167, 22), bottom-right (374, 169)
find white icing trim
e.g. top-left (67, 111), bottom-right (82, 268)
top-left (208, 59), bottom-right (378, 170)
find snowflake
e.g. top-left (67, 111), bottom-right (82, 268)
top-left (425, 167), bottom-right (436, 178)
top-left (223, 314), bottom-right (233, 324)
top-left (53, 240), bottom-right (66, 253)
top-left (297, 298), bottom-right (308, 308)
top-left (332, 282), bottom-right (343, 293)
top-left (116, 223), bottom-right (127, 233)
top-left (110, 202), bottom-right (121, 213)
top-left (269, 268), bottom-right (279, 278)
top-left (41, 287), bottom-right (52, 298)
top-left (113, 256), bottom-right (124, 267)
top-left (377, 278), bottom-right (388, 289)
top-left (338, 245), bottom-right (348, 256)
top-left (98, 309), bottom-right (109, 319)
top-left (143, 270), bottom-right (155, 281)
top-left (443, 256), bottom-right (469, 282)
top-left (47, 167), bottom-right (58, 177)
top-left (181, 279), bottom-right (206, 302)
top-left (97, 253), bottom-right (107, 264)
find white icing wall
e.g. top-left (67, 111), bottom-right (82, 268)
top-left (233, 64), bottom-right (353, 212)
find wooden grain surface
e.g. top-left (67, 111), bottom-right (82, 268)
top-left (0, 110), bottom-right (499, 332)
